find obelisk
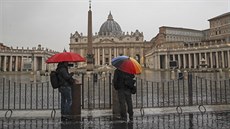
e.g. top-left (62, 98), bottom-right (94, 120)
top-left (86, 0), bottom-right (94, 71)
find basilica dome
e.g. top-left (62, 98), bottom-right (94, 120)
top-left (98, 12), bottom-right (122, 36)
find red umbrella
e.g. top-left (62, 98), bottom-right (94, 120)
top-left (46, 52), bottom-right (85, 63)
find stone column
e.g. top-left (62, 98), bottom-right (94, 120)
top-left (109, 48), bottom-right (112, 65)
top-left (173, 54), bottom-right (175, 61)
top-left (96, 48), bottom-right (98, 65)
top-left (165, 54), bottom-right (168, 69)
top-left (42, 57), bottom-right (46, 71)
top-left (33, 56), bottom-right (37, 71)
top-left (194, 53), bottom-right (197, 69)
top-left (97, 48), bottom-right (100, 65)
top-left (153, 54), bottom-right (156, 69)
top-left (157, 54), bottom-right (160, 70)
top-left (15, 56), bottom-right (18, 72)
top-left (199, 53), bottom-right (202, 68)
top-left (188, 53), bottom-right (191, 69)
top-left (21, 56), bottom-right (24, 71)
top-left (102, 48), bottom-right (105, 65)
top-left (178, 54), bottom-right (181, 69)
top-left (93, 48), bottom-right (96, 66)
top-left (3, 56), bottom-right (6, 71)
top-left (216, 52), bottom-right (219, 68)
top-left (113, 48), bottom-right (116, 57)
top-left (205, 52), bottom-right (207, 65)
top-left (131, 47), bottom-right (134, 57)
top-left (228, 51), bottom-right (230, 68)
top-left (210, 52), bottom-right (213, 68)
top-left (183, 54), bottom-right (186, 69)
top-left (9, 56), bottom-right (12, 72)
top-left (221, 51), bottom-right (224, 68)
top-left (117, 47), bottom-right (119, 57)
top-left (124, 47), bottom-right (126, 55)
top-left (94, 48), bottom-right (96, 65)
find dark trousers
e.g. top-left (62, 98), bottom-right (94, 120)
top-left (117, 89), bottom-right (134, 119)
top-left (60, 86), bottom-right (72, 116)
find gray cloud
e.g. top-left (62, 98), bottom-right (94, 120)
top-left (1, 0), bottom-right (229, 51)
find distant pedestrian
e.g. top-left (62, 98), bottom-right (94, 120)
top-left (113, 68), bottom-right (135, 121)
top-left (56, 62), bottom-right (75, 121)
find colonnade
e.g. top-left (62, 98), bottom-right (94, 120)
top-left (149, 44), bottom-right (230, 70)
top-left (0, 55), bottom-right (46, 72)
top-left (0, 49), bottom-right (55, 72)
top-left (0, 55), bottom-right (22, 71)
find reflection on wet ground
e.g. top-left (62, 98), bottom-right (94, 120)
top-left (1, 111), bottom-right (230, 129)
top-left (1, 70), bottom-right (230, 129)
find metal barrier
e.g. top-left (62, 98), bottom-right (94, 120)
top-left (81, 73), bottom-right (112, 109)
top-left (0, 78), bottom-right (60, 110)
top-left (131, 73), bottom-right (230, 108)
top-left (1, 72), bottom-right (230, 111)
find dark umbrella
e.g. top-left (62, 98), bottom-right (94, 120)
top-left (46, 52), bottom-right (85, 63)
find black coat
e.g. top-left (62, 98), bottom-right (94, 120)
top-left (56, 62), bottom-right (74, 87)
top-left (113, 69), bottom-right (135, 90)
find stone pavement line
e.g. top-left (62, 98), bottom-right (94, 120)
top-left (0, 104), bottom-right (230, 118)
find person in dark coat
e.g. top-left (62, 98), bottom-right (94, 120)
top-left (113, 68), bottom-right (135, 121)
top-left (56, 62), bottom-right (75, 121)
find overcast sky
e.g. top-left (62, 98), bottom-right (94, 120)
top-left (0, 0), bottom-right (229, 52)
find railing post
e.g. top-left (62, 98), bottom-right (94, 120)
top-left (2, 78), bottom-right (5, 109)
top-left (188, 72), bottom-right (194, 129)
top-left (71, 82), bottom-right (82, 121)
top-left (188, 72), bottom-right (193, 106)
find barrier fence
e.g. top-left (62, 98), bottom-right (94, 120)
top-left (0, 72), bottom-right (230, 111)
top-left (132, 74), bottom-right (230, 108)
top-left (0, 79), bottom-right (60, 110)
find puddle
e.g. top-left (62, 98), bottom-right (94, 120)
top-left (1, 111), bottom-right (230, 129)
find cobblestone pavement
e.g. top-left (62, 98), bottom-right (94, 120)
top-left (1, 107), bottom-right (230, 129)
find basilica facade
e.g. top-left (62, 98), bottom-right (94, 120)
top-left (70, 9), bottom-right (230, 71)
top-left (69, 12), bottom-right (151, 68)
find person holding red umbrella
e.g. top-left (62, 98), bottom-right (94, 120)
top-left (46, 51), bottom-right (85, 121)
top-left (56, 62), bottom-right (75, 121)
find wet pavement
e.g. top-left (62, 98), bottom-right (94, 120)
top-left (1, 71), bottom-right (230, 128)
top-left (1, 105), bottom-right (230, 129)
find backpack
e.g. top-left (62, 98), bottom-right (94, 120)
top-left (50, 71), bottom-right (60, 89)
